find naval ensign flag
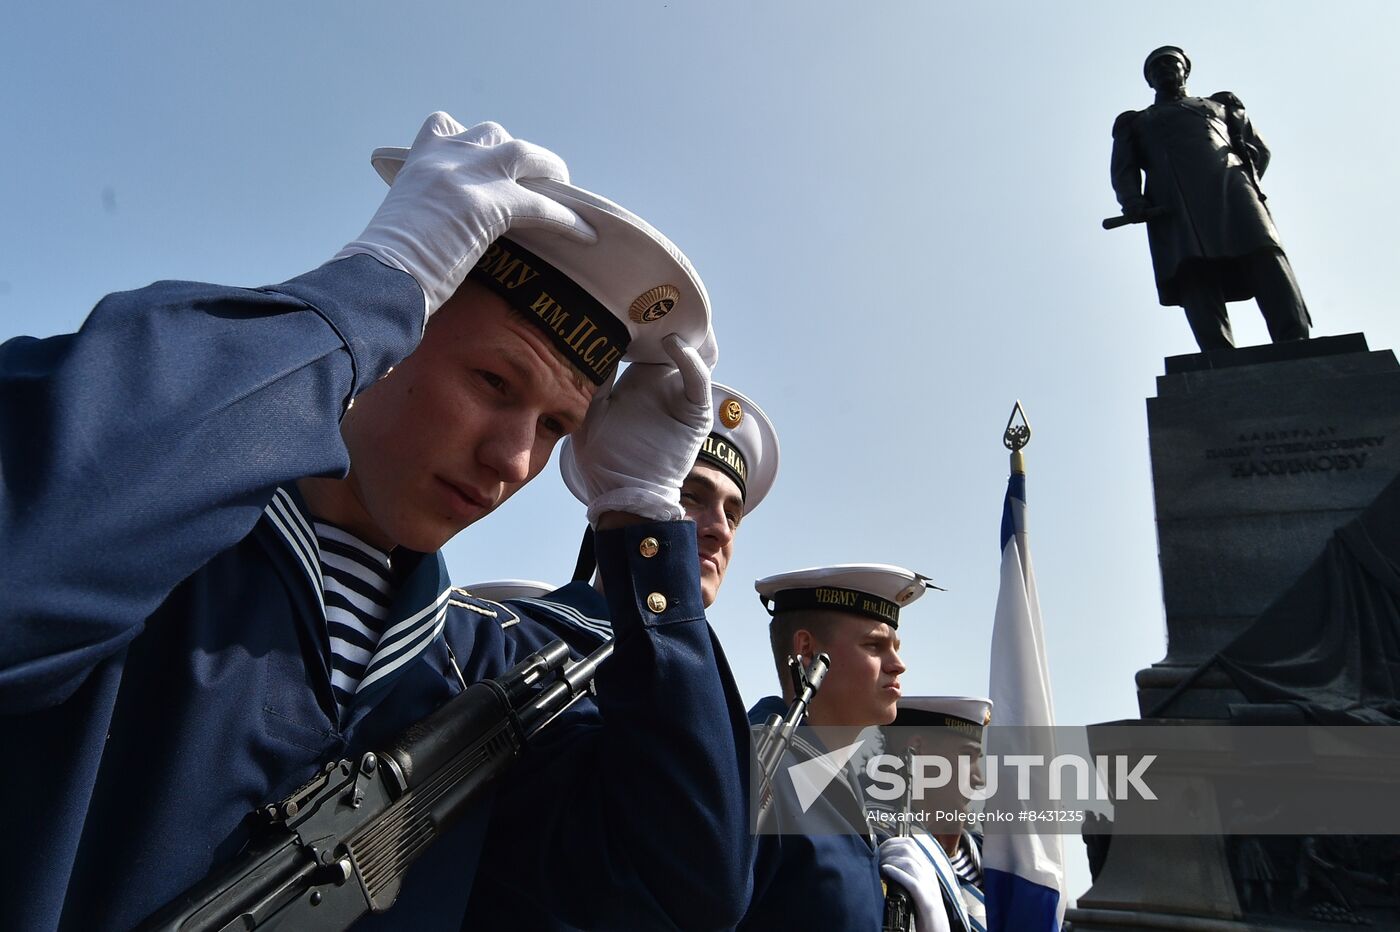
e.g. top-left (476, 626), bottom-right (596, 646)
top-left (984, 467), bottom-right (1067, 930)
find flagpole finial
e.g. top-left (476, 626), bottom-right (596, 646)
top-left (1003, 401), bottom-right (1031, 475)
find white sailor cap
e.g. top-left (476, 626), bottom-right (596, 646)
top-left (371, 143), bottom-right (710, 385)
top-left (461, 579), bottom-right (558, 602)
top-left (755, 563), bottom-right (939, 630)
top-left (559, 380), bottom-right (780, 514)
top-left (894, 696), bottom-right (993, 730)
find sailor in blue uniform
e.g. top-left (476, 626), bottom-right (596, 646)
top-left (875, 696), bottom-right (994, 932)
top-left (741, 564), bottom-right (936, 931)
top-left (0, 112), bottom-right (751, 931)
top-left (498, 380), bottom-right (780, 654)
top-left (459, 383), bottom-right (780, 928)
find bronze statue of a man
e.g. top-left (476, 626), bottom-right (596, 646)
top-left (1110, 46), bottom-right (1312, 351)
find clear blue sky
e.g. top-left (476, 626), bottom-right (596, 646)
top-left (6, 0), bottom-right (1398, 905)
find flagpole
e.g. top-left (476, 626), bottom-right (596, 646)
top-left (985, 399), bottom-right (1066, 931)
top-left (1003, 400), bottom-right (1030, 476)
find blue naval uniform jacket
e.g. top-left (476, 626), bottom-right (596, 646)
top-left (0, 256), bottom-right (751, 931)
top-left (485, 580), bottom-right (618, 656)
top-left (459, 580), bottom-right (758, 930)
top-left (739, 696), bottom-right (884, 931)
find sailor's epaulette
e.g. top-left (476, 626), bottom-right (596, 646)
top-left (447, 588), bottom-right (520, 629)
top-left (1208, 90), bottom-right (1245, 110)
top-left (1112, 110), bottom-right (1139, 138)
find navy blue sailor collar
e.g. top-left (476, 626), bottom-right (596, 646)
top-left (509, 580), bottom-right (613, 647)
top-left (747, 695), bottom-right (876, 845)
top-left (257, 486), bottom-right (454, 718)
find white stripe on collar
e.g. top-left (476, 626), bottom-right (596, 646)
top-left (263, 488), bottom-right (325, 617)
top-left (376, 585), bottom-right (455, 649)
top-left (358, 602), bottom-right (450, 693)
top-left (261, 488), bottom-right (456, 703)
top-left (912, 832), bottom-right (974, 929)
top-left (515, 597), bottom-right (613, 636)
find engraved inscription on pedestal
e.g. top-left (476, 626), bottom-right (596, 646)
top-left (1140, 335), bottom-right (1400, 713)
top-left (1207, 425), bottom-right (1383, 482)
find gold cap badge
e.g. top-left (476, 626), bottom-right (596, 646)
top-left (629, 284), bottom-right (680, 324)
top-left (719, 398), bottom-right (744, 430)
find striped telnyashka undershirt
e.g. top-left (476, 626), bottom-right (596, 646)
top-left (313, 521), bottom-right (395, 714)
top-left (949, 838), bottom-right (983, 886)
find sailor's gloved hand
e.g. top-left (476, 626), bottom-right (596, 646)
top-left (336, 112), bottom-right (596, 321)
top-left (879, 836), bottom-right (951, 932)
top-left (567, 333), bottom-right (713, 525)
top-left (696, 324), bottom-right (719, 370)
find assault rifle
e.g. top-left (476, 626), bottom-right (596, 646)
top-left (881, 748), bottom-right (917, 932)
top-left (139, 638), bottom-right (613, 931)
top-left (753, 653), bottom-right (830, 826)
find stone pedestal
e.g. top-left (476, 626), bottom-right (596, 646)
top-left (1070, 835), bottom-right (1250, 931)
top-left (1135, 334), bottom-right (1400, 718)
top-left (1072, 720), bottom-right (1244, 927)
top-left (1068, 335), bottom-right (1400, 931)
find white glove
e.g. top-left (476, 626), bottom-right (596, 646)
top-left (696, 324), bottom-right (719, 370)
top-left (335, 112), bottom-right (597, 321)
top-left (880, 836), bottom-right (951, 932)
top-left (567, 333), bottom-right (713, 525)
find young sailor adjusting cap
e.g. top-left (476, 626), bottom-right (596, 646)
top-left (755, 564), bottom-right (939, 629)
top-left (370, 148), bottom-right (710, 385)
top-left (559, 380), bottom-right (780, 513)
top-left (894, 696), bottom-right (993, 731)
